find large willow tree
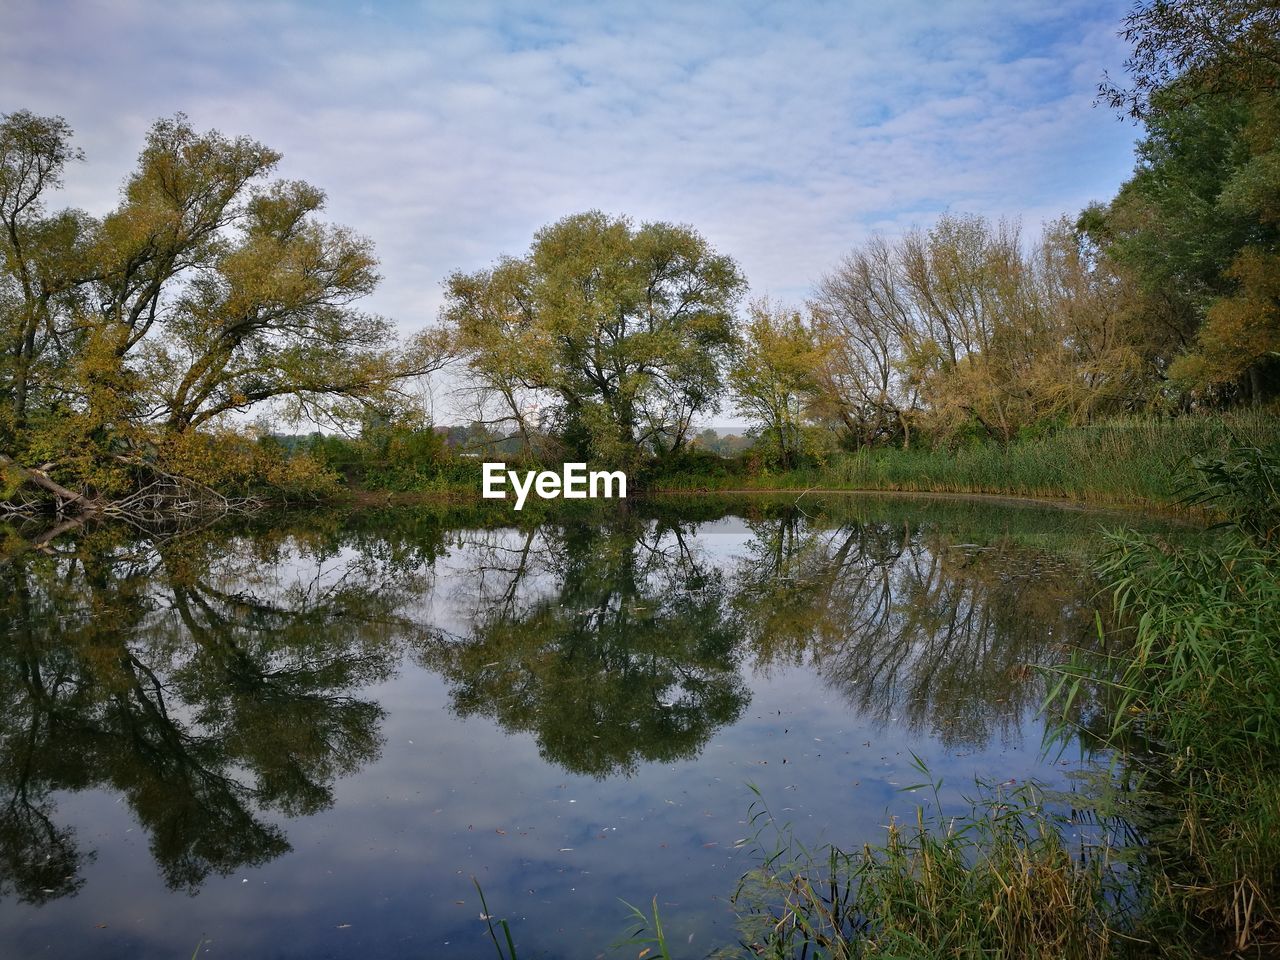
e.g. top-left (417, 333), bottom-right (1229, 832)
top-left (0, 110), bottom-right (445, 505)
top-left (443, 210), bottom-right (745, 465)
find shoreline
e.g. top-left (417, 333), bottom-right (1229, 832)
top-left (339, 483), bottom-right (1199, 521)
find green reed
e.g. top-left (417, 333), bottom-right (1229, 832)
top-left (724, 774), bottom-right (1124, 960)
top-left (1049, 439), bottom-right (1280, 951)
top-left (653, 413), bottom-right (1280, 510)
top-left (475, 878), bottom-right (519, 960)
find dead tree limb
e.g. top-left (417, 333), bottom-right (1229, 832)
top-left (0, 453), bottom-right (98, 516)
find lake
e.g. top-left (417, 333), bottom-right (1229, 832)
top-left (0, 494), bottom-right (1156, 959)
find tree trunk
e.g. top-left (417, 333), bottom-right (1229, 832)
top-left (0, 454), bottom-right (97, 515)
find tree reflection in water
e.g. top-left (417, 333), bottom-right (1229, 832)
top-left (424, 501), bottom-right (1103, 776)
top-left (732, 507), bottom-right (1101, 748)
top-left (0, 517), bottom-right (438, 902)
top-left (420, 517), bottom-right (751, 778)
top-left (0, 498), bottom-right (1110, 908)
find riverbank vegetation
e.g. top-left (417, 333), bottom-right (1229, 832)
top-left (0, 111), bottom-right (447, 522)
top-left (647, 411), bottom-right (1279, 507)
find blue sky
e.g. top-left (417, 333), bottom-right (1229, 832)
top-left (5, 0), bottom-right (1140, 336)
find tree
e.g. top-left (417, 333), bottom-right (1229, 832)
top-left (1089, 0), bottom-right (1280, 406)
top-left (444, 254), bottom-right (553, 455)
top-left (728, 298), bottom-right (828, 467)
top-left (810, 214), bottom-right (1145, 447)
top-left (0, 111), bottom-right (88, 440)
top-left (443, 211), bottom-right (746, 465)
top-left (1032, 217), bottom-right (1153, 418)
top-left (0, 111), bottom-right (448, 511)
top-left (1100, 0), bottom-right (1280, 121)
top-left (810, 234), bottom-right (921, 447)
top-left (98, 117), bottom-right (447, 433)
top-left (695, 427), bottom-right (720, 451)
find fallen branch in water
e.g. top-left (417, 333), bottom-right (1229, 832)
top-left (0, 453), bottom-right (97, 517)
top-left (0, 452), bottom-right (263, 555)
top-left (103, 456), bottom-right (264, 523)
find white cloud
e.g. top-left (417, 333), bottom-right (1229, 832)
top-left (3, 0), bottom-right (1139, 339)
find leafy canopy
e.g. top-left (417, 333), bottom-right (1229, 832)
top-left (444, 210), bottom-right (745, 465)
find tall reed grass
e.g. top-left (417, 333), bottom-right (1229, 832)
top-left (726, 776), bottom-right (1127, 960)
top-left (654, 413), bottom-right (1280, 510)
top-left (1051, 439), bottom-right (1280, 951)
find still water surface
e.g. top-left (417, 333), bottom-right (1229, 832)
top-left (0, 495), bottom-right (1153, 958)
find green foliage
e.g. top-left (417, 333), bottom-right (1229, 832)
top-left (443, 210), bottom-right (746, 466)
top-left (0, 110), bottom-right (88, 440)
top-left (0, 109), bottom-right (446, 508)
top-left (617, 897), bottom-right (673, 960)
top-left (1180, 438), bottom-right (1280, 544)
top-left (726, 780), bottom-right (1120, 960)
top-left (1089, 0), bottom-right (1280, 405)
top-left (1095, 528), bottom-right (1280, 767)
top-left (306, 420), bottom-right (489, 493)
top-left (729, 299), bottom-right (831, 468)
top-left (475, 879), bottom-right (519, 960)
top-left (1099, 0), bottom-right (1280, 121)
top-left (634, 445), bottom-right (752, 489)
top-left (157, 428), bottom-right (341, 500)
top-left (1049, 441), bottom-right (1280, 949)
top-left (1082, 439), bottom-right (1280, 768)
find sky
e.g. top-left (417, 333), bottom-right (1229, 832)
top-left (4, 0), bottom-right (1141, 368)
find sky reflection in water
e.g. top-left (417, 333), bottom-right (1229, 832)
top-left (0, 495), bottom-right (1136, 958)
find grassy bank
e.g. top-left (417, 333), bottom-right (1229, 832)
top-left (310, 414), bottom-right (1280, 517)
top-left (647, 413), bottom-right (1280, 509)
